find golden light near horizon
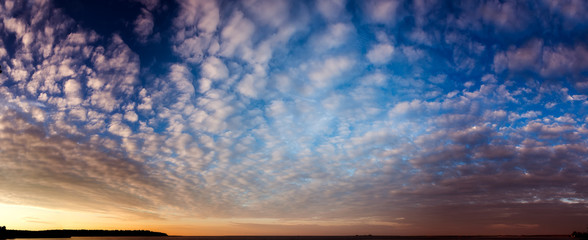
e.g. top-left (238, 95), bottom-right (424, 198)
top-left (0, 203), bottom-right (113, 230)
top-left (0, 203), bottom-right (400, 236)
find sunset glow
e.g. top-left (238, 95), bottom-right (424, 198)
top-left (1, 0), bottom-right (588, 236)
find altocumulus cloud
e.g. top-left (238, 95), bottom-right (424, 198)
top-left (0, 0), bottom-right (588, 235)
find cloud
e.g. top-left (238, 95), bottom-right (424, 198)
top-left (494, 39), bottom-right (588, 78)
top-left (219, 10), bottom-right (255, 58)
top-left (125, 110), bottom-right (139, 122)
top-left (543, 0), bottom-right (588, 21)
top-left (0, 110), bottom-right (164, 218)
top-left (242, 0), bottom-right (291, 28)
top-left (108, 120), bottom-right (132, 138)
top-left (316, 0), bottom-right (348, 21)
top-left (308, 56), bottom-right (354, 88)
top-left (63, 79), bottom-right (83, 106)
top-left (174, 36), bottom-right (213, 64)
top-left (541, 44), bottom-right (588, 76)
top-left (312, 23), bottom-right (355, 51)
top-left (479, 0), bottom-right (530, 31)
top-left (366, 43), bottom-right (395, 64)
top-left (135, 0), bottom-right (159, 11)
top-left (3, 17), bottom-right (27, 39)
top-left (2, 0), bottom-right (588, 235)
top-left (172, 0), bottom-right (220, 63)
top-left (523, 121), bottom-right (576, 139)
top-left (200, 57), bottom-right (229, 80)
top-left (494, 39), bottom-right (543, 72)
top-left (362, 0), bottom-right (402, 24)
top-left (361, 72), bottom-right (388, 87)
top-left (134, 8), bottom-right (154, 42)
top-left (237, 74), bottom-right (266, 98)
top-left (174, 0), bottom-right (219, 35)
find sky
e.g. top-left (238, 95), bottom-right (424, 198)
top-left (0, 0), bottom-right (588, 236)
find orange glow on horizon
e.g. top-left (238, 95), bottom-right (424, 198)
top-left (0, 203), bottom-right (571, 236)
top-left (0, 203), bottom-right (403, 236)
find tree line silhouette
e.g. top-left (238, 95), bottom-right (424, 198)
top-left (0, 226), bottom-right (167, 239)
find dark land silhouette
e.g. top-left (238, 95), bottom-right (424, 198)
top-left (0, 226), bottom-right (167, 239)
top-left (571, 231), bottom-right (588, 239)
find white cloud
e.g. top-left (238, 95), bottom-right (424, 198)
top-left (91, 35), bottom-right (139, 93)
top-left (362, 0), bottom-right (401, 24)
top-left (484, 109), bottom-right (507, 120)
top-left (8, 60), bottom-right (30, 82)
top-left (313, 23), bottom-right (355, 50)
top-left (175, 0), bottom-right (219, 35)
top-left (317, 0), bottom-right (348, 21)
top-left (108, 120), bottom-right (132, 138)
top-left (541, 44), bottom-right (588, 76)
top-left (86, 77), bottom-right (103, 90)
top-left (237, 74), bottom-right (266, 98)
top-left (31, 107), bottom-right (45, 122)
top-left (167, 64), bottom-right (197, 112)
top-left (124, 111), bottom-right (139, 122)
top-left (243, 0), bottom-right (290, 28)
top-left (480, 0), bottom-right (529, 31)
top-left (361, 72), bottom-right (388, 87)
top-left (64, 79), bottom-right (82, 106)
top-left (389, 100), bottom-right (422, 115)
top-left (90, 90), bottom-right (118, 112)
top-left (65, 32), bottom-right (88, 45)
top-left (428, 74), bottom-right (446, 84)
top-left (3, 17), bottom-right (27, 38)
top-left (493, 39), bottom-right (543, 72)
top-left (195, 2), bottom-right (219, 34)
top-left (57, 62), bottom-right (76, 79)
top-left (134, 8), bottom-right (154, 42)
top-left (366, 43), bottom-right (395, 64)
top-left (555, 114), bottom-right (576, 124)
top-left (267, 100), bottom-right (287, 117)
top-left (308, 56), bottom-right (354, 88)
top-left (273, 74), bottom-right (292, 93)
top-left (201, 57), bottom-right (229, 80)
top-left (0, 45), bottom-right (7, 59)
top-left (409, 28), bottom-right (433, 46)
top-left (481, 74), bottom-right (497, 83)
top-left (401, 46), bottom-right (425, 62)
top-left (170, 64), bottom-right (196, 96)
top-left (198, 78), bottom-right (213, 93)
top-left (567, 94), bottom-right (587, 101)
top-left (69, 107), bottom-right (87, 121)
top-left (137, 89), bottom-right (153, 111)
top-left (174, 36), bottom-right (211, 63)
top-left (219, 10), bottom-right (255, 57)
top-left (494, 39), bottom-right (588, 78)
top-left (172, 0), bottom-right (220, 63)
top-left (136, 0), bottom-right (159, 11)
